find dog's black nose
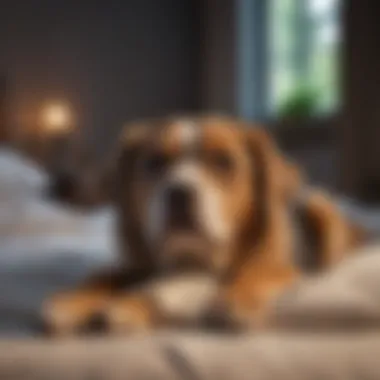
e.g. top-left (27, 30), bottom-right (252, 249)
top-left (166, 185), bottom-right (192, 210)
top-left (165, 185), bottom-right (194, 227)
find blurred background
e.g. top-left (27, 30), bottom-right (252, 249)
top-left (1, 0), bottom-right (372, 200)
top-left (0, 0), bottom-right (380, 335)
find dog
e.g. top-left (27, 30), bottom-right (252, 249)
top-left (42, 115), bottom-right (365, 335)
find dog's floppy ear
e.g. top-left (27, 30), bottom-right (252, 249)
top-left (100, 123), bottom-right (149, 203)
top-left (244, 126), bottom-right (302, 204)
top-left (115, 122), bottom-right (151, 186)
top-left (111, 122), bottom-right (154, 270)
top-left (281, 160), bottom-right (303, 201)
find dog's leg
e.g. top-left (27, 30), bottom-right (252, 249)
top-left (300, 190), bottom-right (365, 269)
top-left (42, 267), bottom-right (152, 336)
top-left (103, 273), bottom-right (218, 334)
top-left (204, 260), bottom-right (300, 331)
top-left (101, 293), bottom-right (160, 334)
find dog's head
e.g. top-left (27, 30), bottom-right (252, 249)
top-left (113, 116), bottom-right (301, 275)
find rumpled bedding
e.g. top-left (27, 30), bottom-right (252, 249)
top-left (0, 148), bottom-right (116, 336)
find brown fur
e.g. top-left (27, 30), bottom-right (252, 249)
top-left (42, 116), bottom-right (364, 335)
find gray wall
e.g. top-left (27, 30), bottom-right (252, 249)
top-left (0, 0), bottom-right (201, 152)
top-left (200, 0), bottom-right (237, 114)
top-left (0, 1), bottom-right (339, 191)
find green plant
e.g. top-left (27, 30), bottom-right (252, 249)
top-left (277, 84), bottom-right (319, 120)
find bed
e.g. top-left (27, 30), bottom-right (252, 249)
top-left (1, 147), bottom-right (380, 379)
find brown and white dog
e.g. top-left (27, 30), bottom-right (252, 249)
top-left (42, 115), bottom-right (364, 335)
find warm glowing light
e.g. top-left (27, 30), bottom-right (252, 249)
top-left (41, 103), bottom-right (73, 133)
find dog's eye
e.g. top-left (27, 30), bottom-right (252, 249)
top-left (210, 151), bottom-right (233, 172)
top-left (141, 153), bottom-right (168, 175)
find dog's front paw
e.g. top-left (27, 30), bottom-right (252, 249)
top-left (42, 290), bottom-right (109, 336)
top-left (103, 295), bottom-right (159, 335)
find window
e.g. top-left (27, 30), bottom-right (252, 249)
top-left (268, 0), bottom-right (341, 118)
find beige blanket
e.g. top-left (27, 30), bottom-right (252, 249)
top-left (1, 245), bottom-right (380, 380)
top-left (1, 332), bottom-right (380, 380)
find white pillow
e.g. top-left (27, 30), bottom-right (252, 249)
top-left (0, 148), bottom-right (48, 201)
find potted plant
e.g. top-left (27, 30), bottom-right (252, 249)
top-left (276, 83), bottom-right (320, 127)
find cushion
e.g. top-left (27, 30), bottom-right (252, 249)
top-left (0, 148), bottom-right (48, 200)
top-left (272, 245), bottom-right (380, 330)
